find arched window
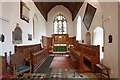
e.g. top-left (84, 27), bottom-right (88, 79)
top-left (76, 16), bottom-right (81, 41)
top-left (93, 27), bottom-right (104, 63)
top-left (53, 14), bottom-right (67, 34)
top-left (33, 14), bottom-right (39, 39)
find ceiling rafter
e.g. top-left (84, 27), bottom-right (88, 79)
top-left (33, 2), bottom-right (84, 21)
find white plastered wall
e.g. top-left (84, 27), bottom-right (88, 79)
top-left (74, 1), bottom-right (118, 78)
top-left (74, 1), bottom-right (102, 43)
top-left (100, 2), bottom-right (118, 78)
top-left (46, 5), bottom-right (74, 37)
top-left (0, 1), bottom-right (46, 55)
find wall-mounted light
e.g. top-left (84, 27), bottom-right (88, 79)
top-left (0, 34), bottom-right (5, 42)
top-left (108, 35), bottom-right (112, 43)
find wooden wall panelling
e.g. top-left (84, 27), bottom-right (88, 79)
top-left (47, 37), bottom-right (52, 46)
top-left (68, 36), bottom-right (76, 45)
top-left (52, 34), bottom-right (69, 44)
top-left (42, 36), bottom-right (47, 48)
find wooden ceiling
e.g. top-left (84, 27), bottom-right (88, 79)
top-left (33, 2), bottom-right (84, 21)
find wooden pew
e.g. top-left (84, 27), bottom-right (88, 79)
top-left (30, 47), bottom-right (49, 71)
top-left (0, 55), bottom-right (7, 73)
top-left (14, 43), bottom-right (42, 53)
top-left (69, 41), bottom-right (100, 72)
top-left (5, 43), bottom-right (49, 73)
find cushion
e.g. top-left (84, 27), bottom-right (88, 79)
top-left (49, 50), bottom-right (53, 54)
top-left (16, 66), bottom-right (30, 72)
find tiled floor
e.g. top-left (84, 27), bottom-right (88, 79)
top-left (49, 56), bottom-right (98, 79)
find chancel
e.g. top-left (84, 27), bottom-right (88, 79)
top-left (0, 0), bottom-right (119, 80)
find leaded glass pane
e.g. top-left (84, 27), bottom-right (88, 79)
top-left (53, 14), bottom-right (67, 34)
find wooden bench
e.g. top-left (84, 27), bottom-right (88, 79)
top-left (69, 54), bottom-right (78, 69)
top-left (7, 44), bottom-right (49, 73)
top-left (96, 64), bottom-right (110, 80)
top-left (14, 43), bottom-right (42, 53)
top-left (69, 41), bottom-right (100, 72)
top-left (30, 47), bottom-right (49, 71)
top-left (6, 51), bottom-right (32, 76)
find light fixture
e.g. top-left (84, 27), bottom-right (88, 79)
top-left (59, 36), bottom-right (62, 38)
top-left (0, 34), bottom-right (5, 42)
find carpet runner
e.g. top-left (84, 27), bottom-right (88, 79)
top-left (35, 56), bottom-right (54, 73)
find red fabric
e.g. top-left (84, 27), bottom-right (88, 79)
top-left (50, 57), bottom-right (71, 68)
top-left (49, 50), bottom-right (53, 54)
top-left (66, 51), bottom-right (70, 54)
top-left (2, 72), bottom-right (13, 79)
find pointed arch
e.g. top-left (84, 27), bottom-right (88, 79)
top-left (33, 14), bottom-right (39, 39)
top-left (76, 16), bottom-right (81, 41)
top-left (86, 32), bottom-right (91, 45)
top-left (93, 27), bottom-right (104, 63)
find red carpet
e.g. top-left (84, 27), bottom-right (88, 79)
top-left (2, 72), bottom-right (13, 80)
top-left (49, 56), bottom-right (72, 78)
top-left (50, 57), bottom-right (71, 68)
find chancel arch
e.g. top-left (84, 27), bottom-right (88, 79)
top-left (47, 5), bottom-right (73, 36)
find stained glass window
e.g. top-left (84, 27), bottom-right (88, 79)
top-left (53, 14), bottom-right (67, 34)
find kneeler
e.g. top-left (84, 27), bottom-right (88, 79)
top-left (2, 72), bottom-right (13, 79)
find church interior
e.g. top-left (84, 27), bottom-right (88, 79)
top-left (0, 0), bottom-right (119, 79)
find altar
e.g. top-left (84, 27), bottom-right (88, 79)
top-left (52, 34), bottom-right (68, 53)
top-left (53, 44), bottom-right (67, 52)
